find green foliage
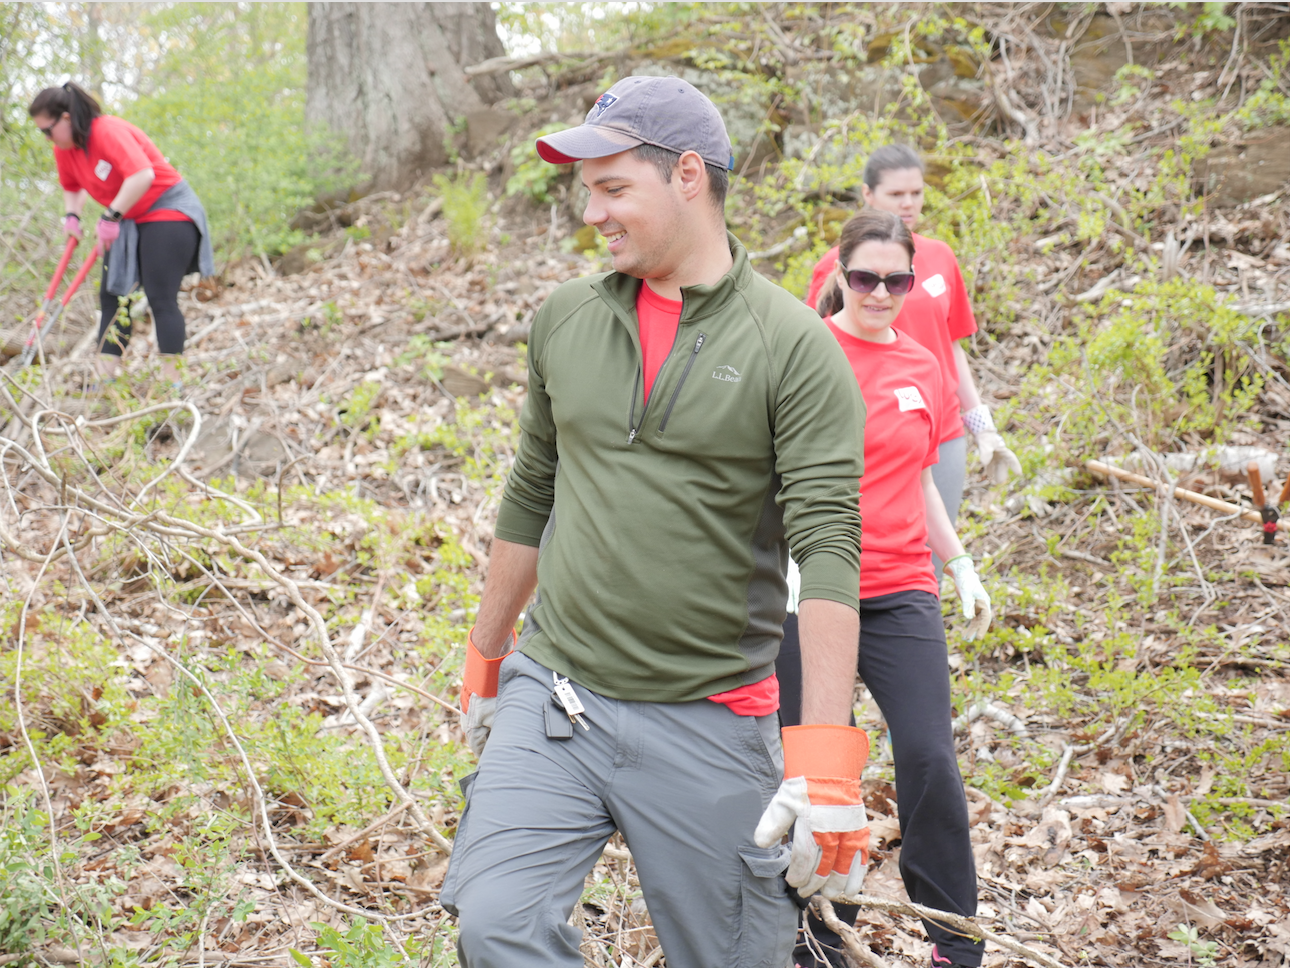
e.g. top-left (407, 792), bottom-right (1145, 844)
top-left (307, 919), bottom-right (421, 968)
top-left (0, 606), bottom-right (134, 779)
top-left (1017, 277), bottom-right (1264, 459)
top-left (1167, 923), bottom-right (1218, 966)
top-left (339, 380), bottom-right (382, 438)
top-left (495, 2), bottom-right (710, 54)
top-left (120, 4), bottom-right (355, 261)
top-left (1174, 1), bottom-right (1237, 40)
top-left (1230, 39), bottom-right (1290, 130)
top-left (432, 171), bottom-right (490, 256)
top-left (0, 788), bottom-right (121, 956)
top-left (0, 790), bottom-right (57, 953)
top-left (506, 123), bottom-right (573, 204)
top-left (394, 334), bottom-right (451, 381)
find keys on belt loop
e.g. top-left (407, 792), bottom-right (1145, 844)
top-left (552, 671), bottom-right (590, 731)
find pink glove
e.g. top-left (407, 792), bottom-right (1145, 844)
top-left (96, 216), bottom-right (120, 250)
top-left (63, 214), bottom-right (82, 240)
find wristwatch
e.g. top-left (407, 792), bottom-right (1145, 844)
top-left (103, 207), bottom-right (124, 222)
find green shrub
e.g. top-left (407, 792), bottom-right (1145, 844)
top-left (432, 171), bottom-right (490, 256)
top-left (506, 123), bottom-right (573, 205)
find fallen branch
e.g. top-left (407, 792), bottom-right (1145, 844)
top-left (463, 51), bottom-right (563, 76)
top-left (837, 893), bottom-right (1067, 968)
top-left (592, 844), bottom-right (1065, 968)
top-left (1038, 744), bottom-right (1076, 809)
top-left (1086, 460), bottom-right (1289, 533)
top-left (811, 897), bottom-right (889, 968)
top-left (952, 700), bottom-right (1029, 737)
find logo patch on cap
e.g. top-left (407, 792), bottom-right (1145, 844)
top-left (593, 92), bottom-right (618, 116)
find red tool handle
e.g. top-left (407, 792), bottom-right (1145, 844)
top-left (59, 243), bottom-right (101, 307)
top-left (43, 237), bottom-right (80, 303)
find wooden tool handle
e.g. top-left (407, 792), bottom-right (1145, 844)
top-left (1280, 475), bottom-right (1290, 507)
top-left (1086, 460), bottom-right (1290, 533)
top-left (1249, 461), bottom-right (1267, 509)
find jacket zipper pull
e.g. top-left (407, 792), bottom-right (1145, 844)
top-left (627, 427), bottom-right (638, 444)
top-left (656, 333), bottom-right (708, 435)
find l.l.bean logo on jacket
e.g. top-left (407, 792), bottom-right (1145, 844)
top-left (94, 159), bottom-right (112, 181)
top-left (894, 386), bottom-right (926, 412)
top-left (711, 364), bottom-right (741, 383)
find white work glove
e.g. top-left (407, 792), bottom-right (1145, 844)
top-left (460, 628), bottom-right (515, 757)
top-left (463, 696), bottom-right (496, 757)
top-left (963, 404), bottom-right (1022, 483)
top-left (755, 725), bottom-right (871, 899)
top-left (945, 555), bottom-right (992, 640)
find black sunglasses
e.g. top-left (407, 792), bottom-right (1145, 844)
top-left (38, 117), bottom-right (61, 138)
top-left (838, 263), bottom-right (916, 296)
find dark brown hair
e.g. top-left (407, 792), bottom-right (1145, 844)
top-left (816, 209), bottom-right (916, 318)
top-left (29, 82), bottom-right (101, 151)
top-left (862, 144), bottom-right (924, 190)
top-left (630, 143), bottom-right (729, 211)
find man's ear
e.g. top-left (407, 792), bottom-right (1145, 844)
top-left (675, 150), bottom-right (707, 203)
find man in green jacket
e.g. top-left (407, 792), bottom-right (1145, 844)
top-left (440, 76), bottom-right (870, 968)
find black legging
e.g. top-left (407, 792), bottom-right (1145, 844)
top-left (98, 220), bottom-right (200, 356)
top-left (778, 591), bottom-right (983, 968)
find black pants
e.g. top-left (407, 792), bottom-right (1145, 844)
top-left (778, 591), bottom-right (983, 967)
top-left (99, 220), bottom-right (200, 356)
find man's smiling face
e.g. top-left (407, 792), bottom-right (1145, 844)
top-left (581, 151), bottom-right (686, 281)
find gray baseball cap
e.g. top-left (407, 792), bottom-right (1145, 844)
top-left (536, 75), bottom-right (733, 171)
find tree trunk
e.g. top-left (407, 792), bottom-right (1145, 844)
top-left (305, 2), bottom-right (513, 192)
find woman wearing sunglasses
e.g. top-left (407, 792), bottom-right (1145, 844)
top-left (807, 145), bottom-right (1021, 548)
top-left (29, 82), bottom-right (213, 383)
top-left (780, 210), bottom-right (991, 968)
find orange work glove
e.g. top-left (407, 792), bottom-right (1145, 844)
top-left (461, 627), bottom-right (515, 756)
top-left (754, 724), bottom-right (870, 898)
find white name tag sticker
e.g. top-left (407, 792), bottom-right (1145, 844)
top-left (921, 273), bottom-right (947, 297)
top-left (94, 159), bottom-right (113, 181)
top-left (894, 386), bottom-right (926, 412)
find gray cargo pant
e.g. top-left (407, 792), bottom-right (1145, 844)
top-left (440, 651), bottom-right (797, 968)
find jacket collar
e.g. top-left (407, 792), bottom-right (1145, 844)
top-left (594, 232), bottom-right (753, 325)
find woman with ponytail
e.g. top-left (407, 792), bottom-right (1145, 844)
top-left (29, 81), bottom-right (213, 382)
top-left (782, 211), bottom-right (990, 968)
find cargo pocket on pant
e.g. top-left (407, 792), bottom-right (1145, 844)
top-left (736, 844), bottom-right (795, 968)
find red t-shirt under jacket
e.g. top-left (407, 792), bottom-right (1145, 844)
top-left (636, 282), bottom-right (780, 715)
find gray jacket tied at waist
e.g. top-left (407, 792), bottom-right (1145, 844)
top-left (105, 179), bottom-right (215, 297)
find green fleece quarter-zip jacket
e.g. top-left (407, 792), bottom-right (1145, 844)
top-left (495, 234), bottom-right (865, 702)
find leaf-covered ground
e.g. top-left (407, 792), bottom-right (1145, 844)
top-left (3, 4), bottom-right (1290, 967)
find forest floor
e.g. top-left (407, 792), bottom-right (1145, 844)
top-left (3, 5), bottom-right (1290, 968)
top-left (0, 177), bottom-right (1284, 968)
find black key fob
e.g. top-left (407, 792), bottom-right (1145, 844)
top-left (544, 697), bottom-right (574, 739)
